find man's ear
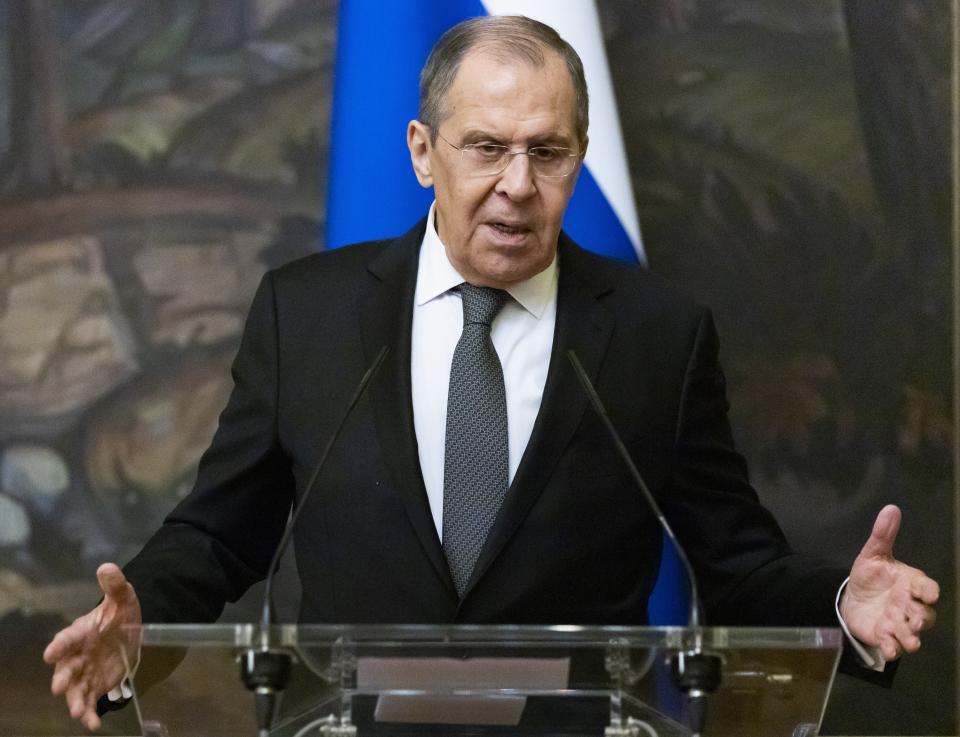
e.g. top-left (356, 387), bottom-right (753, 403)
top-left (407, 120), bottom-right (434, 187)
top-left (568, 134), bottom-right (589, 186)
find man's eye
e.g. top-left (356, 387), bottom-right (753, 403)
top-left (471, 144), bottom-right (507, 159)
top-left (529, 147), bottom-right (561, 162)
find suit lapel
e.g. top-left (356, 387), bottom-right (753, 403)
top-left (462, 238), bottom-right (615, 599)
top-left (358, 220), bottom-right (457, 596)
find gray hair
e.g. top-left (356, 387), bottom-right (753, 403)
top-left (418, 15), bottom-right (589, 144)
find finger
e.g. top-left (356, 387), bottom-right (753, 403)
top-left (43, 620), bottom-right (88, 664)
top-left (892, 618), bottom-right (922, 654)
top-left (857, 504), bottom-right (901, 560)
top-left (906, 602), bottom-right (937, 632)
top-left (50, 659), bottom-right (78, 695)
top-left (910, 575), bottom-right (940, 605)
top-left (96, 562), bottom-right (132, 602)
top-left (80, 701), bottom-right (102, 733)
top-left (66, 682), bottom-right (90, 720)
top-left (67, 679), bottom-right (107, 732)
top-left (81, 689), bottom-right (102, 732)
top-left (876, 632), bottom-right (902, 662)
top-left (82, 713), bottom-right (102, 731)
top-left (897, 633), bottom-right (921, 654)
top-left (51, 651), bottom-right (96, 695)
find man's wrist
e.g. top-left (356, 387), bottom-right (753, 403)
top-left (835, 577), bottom-right (886, 672)
top-left (105, 641), bottom-right (141, 703)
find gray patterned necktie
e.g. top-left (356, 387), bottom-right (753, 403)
top-left (443, 283), bottom-right (511, 598)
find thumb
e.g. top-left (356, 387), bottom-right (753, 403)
top-left (857, 504), bottom-right (901, 561)
top-left (96, 562), bottom-right (132, 602)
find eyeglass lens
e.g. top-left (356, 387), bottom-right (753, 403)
top-left (461, 146), bottom-right (578, 177)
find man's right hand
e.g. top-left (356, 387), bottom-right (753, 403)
top-left (43, 563), bottom-right (142, 731)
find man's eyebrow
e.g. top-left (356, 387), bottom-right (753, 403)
top-left (459, 129), bottom-right (505, 144)
top-left (458, 129), bottom-right (576, 148)
top-left (529, 134), bottom-right (576, 148)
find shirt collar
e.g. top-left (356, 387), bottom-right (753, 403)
top-left (414, 201), bottom-right (558, 319)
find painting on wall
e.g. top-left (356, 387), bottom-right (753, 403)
top-left (0, 2), bottom-right (334, 731)
top-left (0, 0), bottom-right (953, 734)
top-left (599, 0), bottom-right (954, 733)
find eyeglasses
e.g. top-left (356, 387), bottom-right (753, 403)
top-left (436, 132), bottom-right (582, 178)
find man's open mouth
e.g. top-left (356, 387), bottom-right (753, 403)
top-left (491, 222), bottom-right (528, 235)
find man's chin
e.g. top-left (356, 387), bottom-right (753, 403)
top-left (469, 256), bottom-right (551, 288)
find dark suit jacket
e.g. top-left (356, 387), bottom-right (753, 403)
top-left (124, 218), bottom-right (848, 628)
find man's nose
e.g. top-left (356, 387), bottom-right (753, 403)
top-left (494, 152), bottom-right (536, 200)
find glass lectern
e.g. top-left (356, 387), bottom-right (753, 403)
top-left (119, 624), bottom-right (841, 737)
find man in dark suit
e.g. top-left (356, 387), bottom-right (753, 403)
top-left (44, 16), bottom-right (938, 730)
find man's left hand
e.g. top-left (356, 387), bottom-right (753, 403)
top-left (840, 504), bottom-right (939, 662)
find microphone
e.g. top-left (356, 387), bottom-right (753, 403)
top-left (241, 345), bottom-right (390, 737)
top-left (566, 350), bottom-right (720, 735)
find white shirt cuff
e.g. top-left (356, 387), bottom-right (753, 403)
top-left (836, 577), bottom-right (886, 672)
top-left (106, 644), bottom-right (140, 702)
top-left (106, 680), bottom-right (133, 702)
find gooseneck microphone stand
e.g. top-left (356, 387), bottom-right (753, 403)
top-left (240, 346), bottom-right (389, 737)
top-left (567, 350), bottom-right (721, 736)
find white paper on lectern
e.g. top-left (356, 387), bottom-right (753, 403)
top-left (358, 656), bottom-right (571, 725)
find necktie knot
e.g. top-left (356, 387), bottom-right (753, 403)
top-left (458, 283), bottom-right (510, 327)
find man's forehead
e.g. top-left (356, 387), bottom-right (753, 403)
top-left (454, 44), bottom-right (568, 84)
top-left (444, 47), bottom-right (578, 134)
top-left (460, 38), bottom-right (547, 67)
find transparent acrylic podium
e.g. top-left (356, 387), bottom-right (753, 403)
top-left (120, 624), bottom-right (842, 737)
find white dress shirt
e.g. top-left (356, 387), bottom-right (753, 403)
top-left (411, 202), bottom-right (558, 539)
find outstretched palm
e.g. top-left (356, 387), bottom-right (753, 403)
top-left (43, 563), bottom-right (142, 731)
top-left (841, 505), bottom-right (939, 662)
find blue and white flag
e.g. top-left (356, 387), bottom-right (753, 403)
top-left (327, 1), bottom-right (686, 623)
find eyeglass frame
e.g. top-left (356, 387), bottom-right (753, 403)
top-left (434, 130), bottom-right (584, 179)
